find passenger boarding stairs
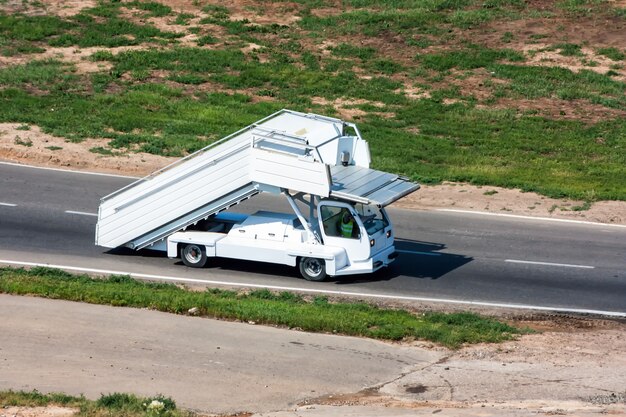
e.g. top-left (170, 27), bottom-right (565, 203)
top-left (96, 109), bottom-right (419, 250)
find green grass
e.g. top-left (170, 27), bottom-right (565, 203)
top-left (554, 42), bottom-right (583, 57)
top-left (331, 43), bottom-right (377, 60)
top-left (0, 390), bottom-right (190, 417)
top-left (0, 390), bottom-right (81, 407)
top-left (557, 0), bottom-right (610, 15)
top-left (385, 101), bottom-right (626, 199)
top-left (418, 46), bottom-right (525, 71)
top-left (125, 1), bottom-right (172, 17)
top-left (196, 34), bottom-right (216, 45)
top-left (0, 59), bottom-right (79, 91)
top-left (0, 267), bottom-right (525, 348)
top-left (299, 0), bottom-right (526, 36)
top-left (491, 65), bottom-right (626, 108)
top-left (48, 16), bottom-right (181, 48)
top-left (0, 13), bottom-right (72, 55)
top-left (597, 47), bottom-right (625, 61)
top-left (175, 12), bottom-right (196, 25)
top-left (0, 0), bottom-right (625, 201)
top-left (0, 2), bottom-right (182, 51)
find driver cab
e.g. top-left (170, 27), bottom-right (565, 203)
top-left (317, 200), bottom-right (392, 262)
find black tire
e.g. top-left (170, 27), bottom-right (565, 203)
top-left (181, 244), bottom-right (208, 268)
top-left (299, 257), bottom-right (327, 281)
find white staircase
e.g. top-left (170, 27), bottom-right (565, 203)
top-left (95, 110), bottom-right (363, 249)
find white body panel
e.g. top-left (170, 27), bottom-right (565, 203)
top-left (166, 211), bottom-right (350, 274)
top-left (250, 148), bottom-right (330, 198)
top-left (167, 231), bottom-right (227, 257)
top-left (166, 210), bottom-right (396, 276)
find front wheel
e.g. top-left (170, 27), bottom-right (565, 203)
top-left (299, 257), bottom-right (327, 281)
top-left (181, 244), bottom-right (207, 268)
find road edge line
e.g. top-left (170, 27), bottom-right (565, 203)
top-left (1, 259), bottom-right (624, 318)
top-left (436, 209), bottom-right (626, 228)
top-left (0, 161), bottom-right (139, 179)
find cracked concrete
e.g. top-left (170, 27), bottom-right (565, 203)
top-left (263, 324), bottom-right (626, 416)
top-left (1, 295), bottom-right (625, 416)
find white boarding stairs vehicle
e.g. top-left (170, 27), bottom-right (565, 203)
top-left (95, 109), bottom-right (419, 281)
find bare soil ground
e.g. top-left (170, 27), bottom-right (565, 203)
top-left (0, 406), bottom-right (77, 417)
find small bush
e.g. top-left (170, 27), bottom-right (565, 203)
top-left (597, 47), bottom-right (625, 61)
top-left (555, 43), bottom-right (583, 56)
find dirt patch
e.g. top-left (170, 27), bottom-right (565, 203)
top-left (227, 1), bottom-right (302, 25)
top-left (157, 0), bottom-right (303, 25)
top-left (485, 97), bottom-right (626, 123)
top-left (0, 406), bottom-right (77, 417)
top-left (0, 123), bottom-right (171, 176)
top-left (403, 85), bottom-right (432, 100)
top-left (456, 324), bottom-right (626, 370)
top-left (393, 181), bottom-right (626, 225)
top-left (521, 44), bottom-right (626, 81)
top-left (475, 14), bottom-right (626, 52)
top-left (311, 97), bottom-right (390, 120)
top-left (1, 0), bottom-right (95, 16)
top-left (0, 45), bottom-right (144, 72)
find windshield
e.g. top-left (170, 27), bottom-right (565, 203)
top-left (354, 203), bottom-right (389, 235)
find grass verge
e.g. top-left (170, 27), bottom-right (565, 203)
top-left (0, 267), bottom-right (525, 349)
top-left (0, 390), bottom-right (192, 417)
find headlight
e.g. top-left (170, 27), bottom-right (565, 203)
top-left (370, 239), bottom-right (375, 247)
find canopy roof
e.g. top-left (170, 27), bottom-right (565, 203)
top-left (329, 165), bottom-right (420, 207)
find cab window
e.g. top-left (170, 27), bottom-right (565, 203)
top-left (320, 205), bottom-right (359, 239)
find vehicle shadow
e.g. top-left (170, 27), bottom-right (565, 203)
top-left (106, 247), bottom-right (165, 258)
top-left (105, 239), bottom-right (472, 284)
top-left (329, 239), bottom-right (473, 284)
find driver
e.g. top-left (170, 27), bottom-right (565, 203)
top-left (340, 210), bottom-right (355, 238)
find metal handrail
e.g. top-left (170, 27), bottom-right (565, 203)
top-left (252, 126), bottom-right (308, 144)
top-left (113, 142), bottom-right (251, 213)
top-left (100, 109), bottom-right (287, 202)
top-left (100, 109), bottom-right (351, 203)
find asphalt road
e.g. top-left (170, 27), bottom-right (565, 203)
top-left (1, 162), bottom-right (625, 314)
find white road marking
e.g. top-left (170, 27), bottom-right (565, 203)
top-left (0, 161), bottom-right (139, 179)
top-left (1, 259), bottom-right (624, 318)
top-left (436, 209), bottom-right (626, 229)
top-left (396, 250), bottom-right (442, 256)
top-left (0, 202), bottom-right (17, 207)
top-left (505, 259), bottom-right (595, 269)
top-left (65, 210), bottom-right (98, 217)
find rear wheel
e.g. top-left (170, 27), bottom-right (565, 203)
top-left (181, 244), bottom-right (207, 268)
top-left (299, 257), bottom-right (327, 281)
